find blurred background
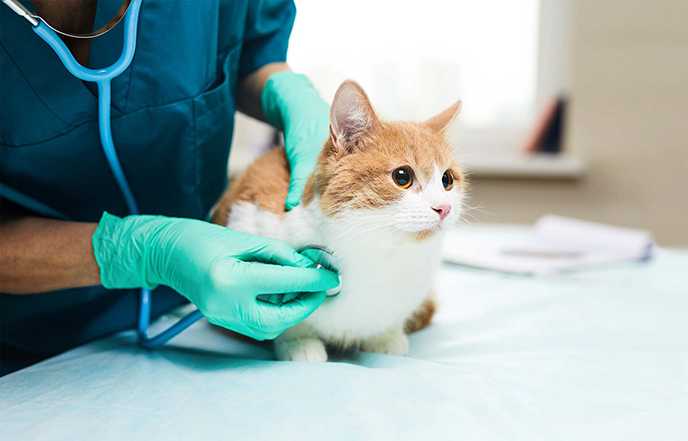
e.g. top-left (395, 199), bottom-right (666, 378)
top-left (230, 0), bottom-right (688, 247)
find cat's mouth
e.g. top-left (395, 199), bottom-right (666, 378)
top-left (413, 229), bottom-right (438, 241)
top-left (398, 215), bottom-right (448, 239)
top-left (408, 221), bottom-right (446, 240)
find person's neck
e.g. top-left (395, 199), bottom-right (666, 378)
top-left (31, 0), bottom-right (99, 66)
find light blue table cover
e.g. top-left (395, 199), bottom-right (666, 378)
top-left (2, 227), bottom-right (687, 440)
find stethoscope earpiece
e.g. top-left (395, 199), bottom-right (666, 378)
top-left (2, 0), bottom-right (133, 39)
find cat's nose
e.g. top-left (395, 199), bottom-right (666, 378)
top-left (432, 204), bottom-right (451, 221)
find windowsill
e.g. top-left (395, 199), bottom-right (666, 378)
top-left (462, 153), bottom-right (586, 180)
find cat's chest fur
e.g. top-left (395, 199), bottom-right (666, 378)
top-left (226, 199), bottom-right (443, 343)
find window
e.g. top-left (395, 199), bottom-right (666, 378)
top-left (288, 0), bottom-right (542, 154)
top-left (230, 0), bottom-right (579, 178)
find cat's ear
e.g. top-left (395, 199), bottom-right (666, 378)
top-left (330, 80), bottom-right (381, 152)
top-left (424, 100), bottom-right (462, 134)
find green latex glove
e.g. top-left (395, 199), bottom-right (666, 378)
top-left (92, 212), bottom-right (339, 340)
top-left (262, 72), bottom-right (330, 210)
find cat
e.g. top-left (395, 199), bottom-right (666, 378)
top-left (211, 80), bottom-right (466, 362)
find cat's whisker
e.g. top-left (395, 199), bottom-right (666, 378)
top-left (456, 217), bottom-right (473, 228)
top-left (330, 219), bottom-right (392, 250)
top-left (462, 202), bottom-right (491, 218)
top-left (336, 221), bottom-right (397, 250)
top-left (459, 213), bottom-right (480, 223)
top-left (349, 224), bottom-right (398, 247)
top-left (326, 214), bottom-right (385, 242)
top-left (326, 217), bottom-right (392, 252)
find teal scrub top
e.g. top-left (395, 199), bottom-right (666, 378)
top-left (0, 0), bottom-right (296, 369)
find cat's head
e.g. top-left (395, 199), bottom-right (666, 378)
top-left (304, 80), bottom-right (466, 240)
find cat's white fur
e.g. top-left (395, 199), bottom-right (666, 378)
top-left (225, 166), bottom-right (465, 362)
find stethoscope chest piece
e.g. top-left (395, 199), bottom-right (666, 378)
top-left (299, 246), bottom-right (342, 298)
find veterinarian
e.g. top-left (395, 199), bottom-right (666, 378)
top-left (0, 0), bottom-right (339, 375)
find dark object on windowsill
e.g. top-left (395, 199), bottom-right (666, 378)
top-left (523, 97), bottom-right (567, 154)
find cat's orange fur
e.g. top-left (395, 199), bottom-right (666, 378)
top-left (211, 148), bottom-right (290, 224)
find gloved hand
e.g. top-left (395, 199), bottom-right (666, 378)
top-left (92, 212), bottom-right (339, 340)
top-left (262, 72), bottom-right (330, 210)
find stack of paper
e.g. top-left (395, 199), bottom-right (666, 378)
top-left (442, 215), bottom-right (655, 275)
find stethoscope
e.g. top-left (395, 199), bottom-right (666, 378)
top-left (3, 0), bottom-right (340, 349)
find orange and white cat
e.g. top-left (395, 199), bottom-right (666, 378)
top-left (212, 81), bottom-right (466, 362)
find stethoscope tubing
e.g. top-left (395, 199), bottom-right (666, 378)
top-left (22, 0), bottom-right (201, 348)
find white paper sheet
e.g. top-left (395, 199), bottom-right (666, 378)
top-left (442, 216), bottom-right (655, 275)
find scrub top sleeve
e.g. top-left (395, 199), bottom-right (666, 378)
top-left (238, 0), bottom-right (296, 76)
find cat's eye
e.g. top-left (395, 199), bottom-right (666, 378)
top-left (392, 166), bottom-right (414, 189)
top-left (442, 170), bottom-right (454, 190)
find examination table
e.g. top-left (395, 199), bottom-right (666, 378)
top-left (1, 226), bottom-right (687, 440)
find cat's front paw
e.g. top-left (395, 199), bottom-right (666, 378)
top-left (361, 329), bottom-right (409, 356)
top-left (275, 338), bottom-right (328, 362)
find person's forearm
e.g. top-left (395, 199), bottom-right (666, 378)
top-left (0, 217), bottom-right (101, 294)
top-left (236, 62), bottom-right (290, 122)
